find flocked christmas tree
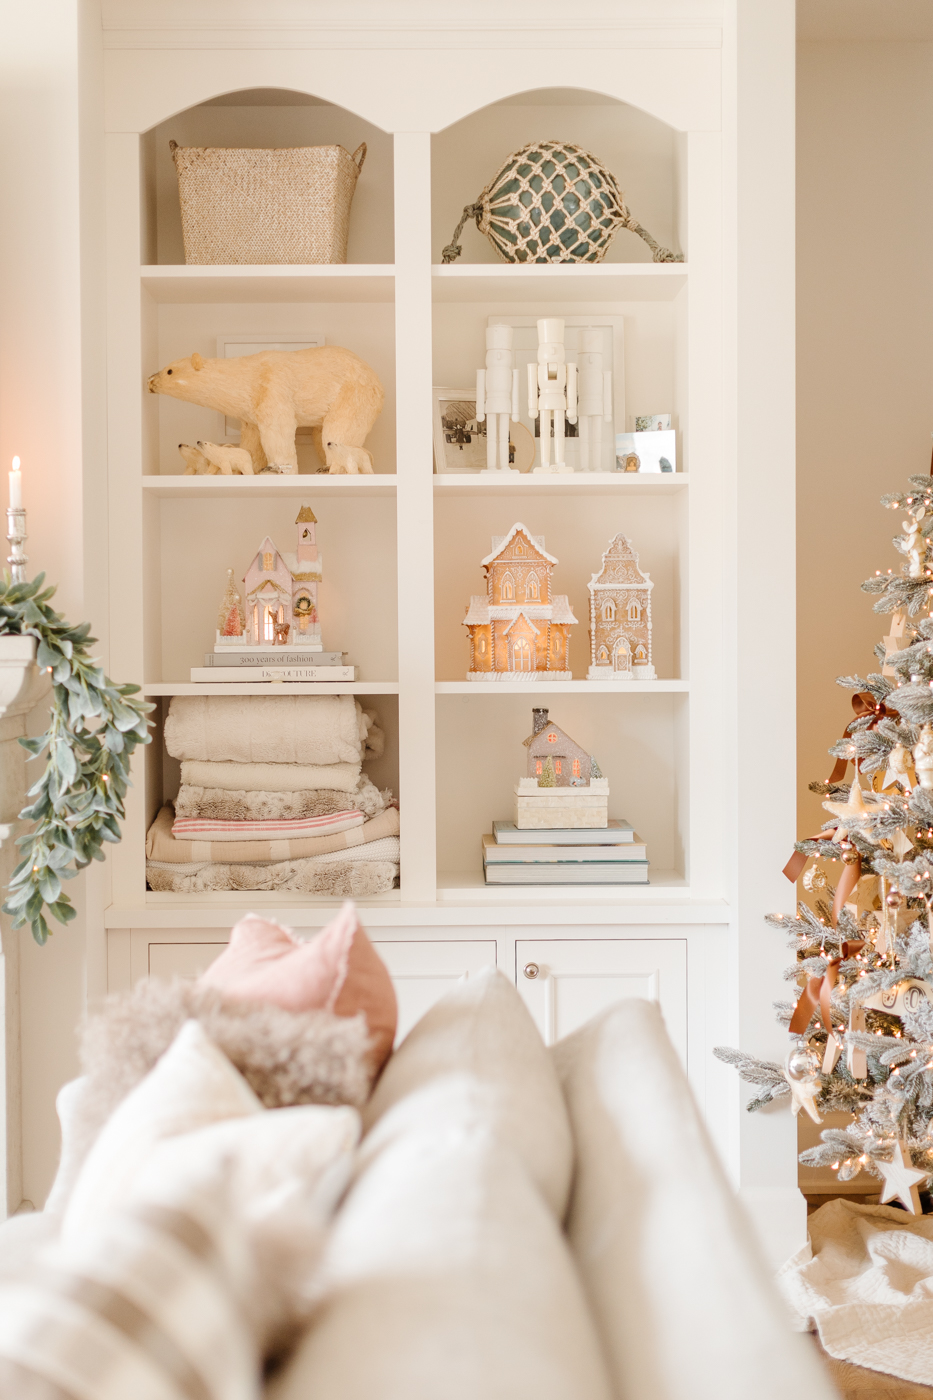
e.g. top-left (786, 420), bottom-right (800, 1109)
top-left (716, 472), bottom-right (933, 1213)
top-left (217, 568), bottom-right (245, 638)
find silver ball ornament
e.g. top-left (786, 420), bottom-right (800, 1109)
top-left (786, 1045), bottom-right (821, 1084)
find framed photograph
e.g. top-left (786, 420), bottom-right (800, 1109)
top-left (615, 428), bottom-right (677, 473)
top-left (634, 414), bottom-right (672, 432)
top-left (487, 315), bottom-right (625, 473)
top-left (432, 387), bottom-right (535, 474)
top-left (214, 334), bottom-right (325, 440)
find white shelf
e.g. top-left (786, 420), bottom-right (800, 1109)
top-left (432, 263), bottom-right (687, 303)
top-left (435, 680), bottom-right (688, 694)
top-left (144, 682), bottom-right (399, 696)
top-left (141, 474), bottom-right (397, 499)
top-left (140, 264), bottom-right (395, 304)
top-left (434, 473), bottom-right (687, 497)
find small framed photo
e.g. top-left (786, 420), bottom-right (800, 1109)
top-left (615, 428), bottom-right (676, 473)
top-left (432, 387), bottom-right (535, 474)
top-left (634, 414), bottom-right (672, 432)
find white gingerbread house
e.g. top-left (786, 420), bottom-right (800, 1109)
top-left (587, 533), bottom-right (656, 680)
top-left (218, 506), bottom-right (323, 650)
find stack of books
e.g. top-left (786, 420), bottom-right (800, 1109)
top-left (482, 820), bottom-right (649, 884)
top-left (191, 650), bottom-right (356, 683)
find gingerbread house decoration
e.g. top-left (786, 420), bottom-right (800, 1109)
top-left (220, 506), bottom-right (323, 650)
top-left (586, 533), bottom-right (656, 680)
top-left (463, 522), bottom-right (577, 681)
top-left (522, 707), bottom-right (592, 786)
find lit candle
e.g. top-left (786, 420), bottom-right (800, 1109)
top-left (9, 457), bottom-right (22, 511)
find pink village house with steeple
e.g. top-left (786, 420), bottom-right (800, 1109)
top-left (217, 506), bottom-right (323, 650)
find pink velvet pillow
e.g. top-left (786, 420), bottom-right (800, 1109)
top-left (200, 902), bottom-right (397, 1072)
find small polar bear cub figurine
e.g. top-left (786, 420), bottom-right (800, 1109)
top-left (149, 345), bottom-right (384, 475)
top-left (177, 442), bottom-right (254, 476)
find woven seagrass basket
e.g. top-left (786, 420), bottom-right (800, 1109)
top-left (170, 140), bottom-right (367, 266)
top-left (442, 140), bottom-right (682, 265)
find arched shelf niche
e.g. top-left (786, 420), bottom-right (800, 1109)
top-left (431, 87), bottom-right (683, 266)
top-left (141, 88), bottom-right (394, 266)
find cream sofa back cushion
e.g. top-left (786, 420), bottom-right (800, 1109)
top-left (270, 1076), bottom-right (612, 1400)
top-left (361, 965), bottom-right (572, 1216)
top-left (551, 1000), bottom-right (838, 1400)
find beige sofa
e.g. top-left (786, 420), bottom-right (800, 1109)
top-left (0, 974), bottom-right (835, 1400)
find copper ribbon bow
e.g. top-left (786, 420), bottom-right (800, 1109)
top-left (788, 939), bottom-right (866, 1036)
top-left (828, 692), bottom-right (896, 784)
top-left (783, 829), bottom-right (862, 925)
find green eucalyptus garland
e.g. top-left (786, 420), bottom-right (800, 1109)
top-left (0, 574), bottom-right (152, 945)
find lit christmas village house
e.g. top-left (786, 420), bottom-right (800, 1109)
top-left (463, 523), bottom-right (576, 680)
top-left (587, 533), bottom-right (656, 680)
top-left (515, 708), bottom-right (609, 828)
top-left (216, 506), bottom-right (323, 650)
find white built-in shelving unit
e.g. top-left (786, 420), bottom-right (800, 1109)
top-left (93, 0), bottom-right (800, 1256)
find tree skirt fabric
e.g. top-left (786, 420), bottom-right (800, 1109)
top-left (778, 1198), bottom-right (933, 1385)
top-left (146, 855), bottom-right (398, 896)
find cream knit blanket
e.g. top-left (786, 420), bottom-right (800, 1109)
top-left (179, 761), bottom-right (362, 793)
top-left (778, 1198), bottom-right (933, 1384)
top-left (165, 695), bottom-right (383, 766)
top-left (146, 858), bottom-right (398, 896)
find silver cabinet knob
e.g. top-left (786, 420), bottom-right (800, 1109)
top-left (523, 962), bottom-right (539, 980)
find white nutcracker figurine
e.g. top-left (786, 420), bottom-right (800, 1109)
top-left (476, 325), bottom-right (520, 473)
top-left (528, 318), bottom-right (577, 474)
top-left (576, 328), bottom-right (613, 472)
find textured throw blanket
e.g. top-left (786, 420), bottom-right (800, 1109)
top-left (778, 1198), bottom-right (933, 1385)
top-left (146, 854), bottom-right (398, 896)
top-left (173, 776), bottom-right (388, 823)
top-left (171, 809), bottom-right (365, 841)
top-left (165, 696), bottom-right (383, 766)
top-left (179, 760), bottom-right (362, 793)
top-left (148, 806), bottom-right (399, 864)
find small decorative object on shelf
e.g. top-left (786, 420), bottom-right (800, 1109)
top-left (463, 523), bottom-right (576, 681)
top-left (513, 708), bottom-right (610, 831)
top-left (476, 326), bottom-right (520, 474)
top-left (194, 507), bottom-right (355, 683)
top-left (615, 428), bottom-right (676, 474)
top-left (587, 534), bottom-right (656, 680)
top-left (576, 329), bottom-right (613, 473)
top-left (148, 345), bottom-right (384, 475)
top-left (170, 139), bottom-right (367, 266)
top-left (635, 414), bottom-right (672, 432)
top-left (7, 456), bottom-right (26, 583)
top-left (441, 141), bottom-right (684, 265)
top-left (176, 440), bottom-right (254, 476)
top-left (528, 320), bottom-right (576, 474)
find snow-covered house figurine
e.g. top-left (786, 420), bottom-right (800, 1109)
top-left (216, 506), bottom-right (323, 651)
top-left (463, 523), bottom-right (576, 680)
top-left (515, 708), bottom-right (609, 827)
top-left (586, 533), bottom-right (656, 680)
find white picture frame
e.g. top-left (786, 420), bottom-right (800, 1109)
top-left (487, 314), bottom-right (625, 473)
top-left (214, 334), bottom-right (325, 440)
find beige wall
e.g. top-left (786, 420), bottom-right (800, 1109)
top-left (797, 39), bottom-right (933, 833)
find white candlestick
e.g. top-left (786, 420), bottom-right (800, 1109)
top-left (9, 457), bottom-right (22, 511)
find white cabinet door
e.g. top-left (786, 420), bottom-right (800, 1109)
top-left (373, 941), bottom-right (497, 1043)
top-left (146, 938), bottom-right (497, 1047)
top-left (148, 942), bottom-right (225, 979)
top-left (515, 938), bottom-right (687, 1063)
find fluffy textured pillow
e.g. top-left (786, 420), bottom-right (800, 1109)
top-left (268, 1078), bottom-right (611, 1400)
top-left (200, 901), bottom-right (397, 1071)
top-left (361, 966), bottom-right (572, 1218)
top-left (551, 1001), bottom-right (833, 1400)
top-left (63, 1019), bottom-right (263, 1239)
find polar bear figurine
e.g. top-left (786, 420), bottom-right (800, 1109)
top-left (177, 443), bottom-right (211, 475)
top-left (148, 345), bottom-right (384, 475)
top-left (196, 441), bottom-right (254, 475)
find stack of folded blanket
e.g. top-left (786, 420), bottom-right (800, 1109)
top-left (146, 695), bottom-right (399, 896)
